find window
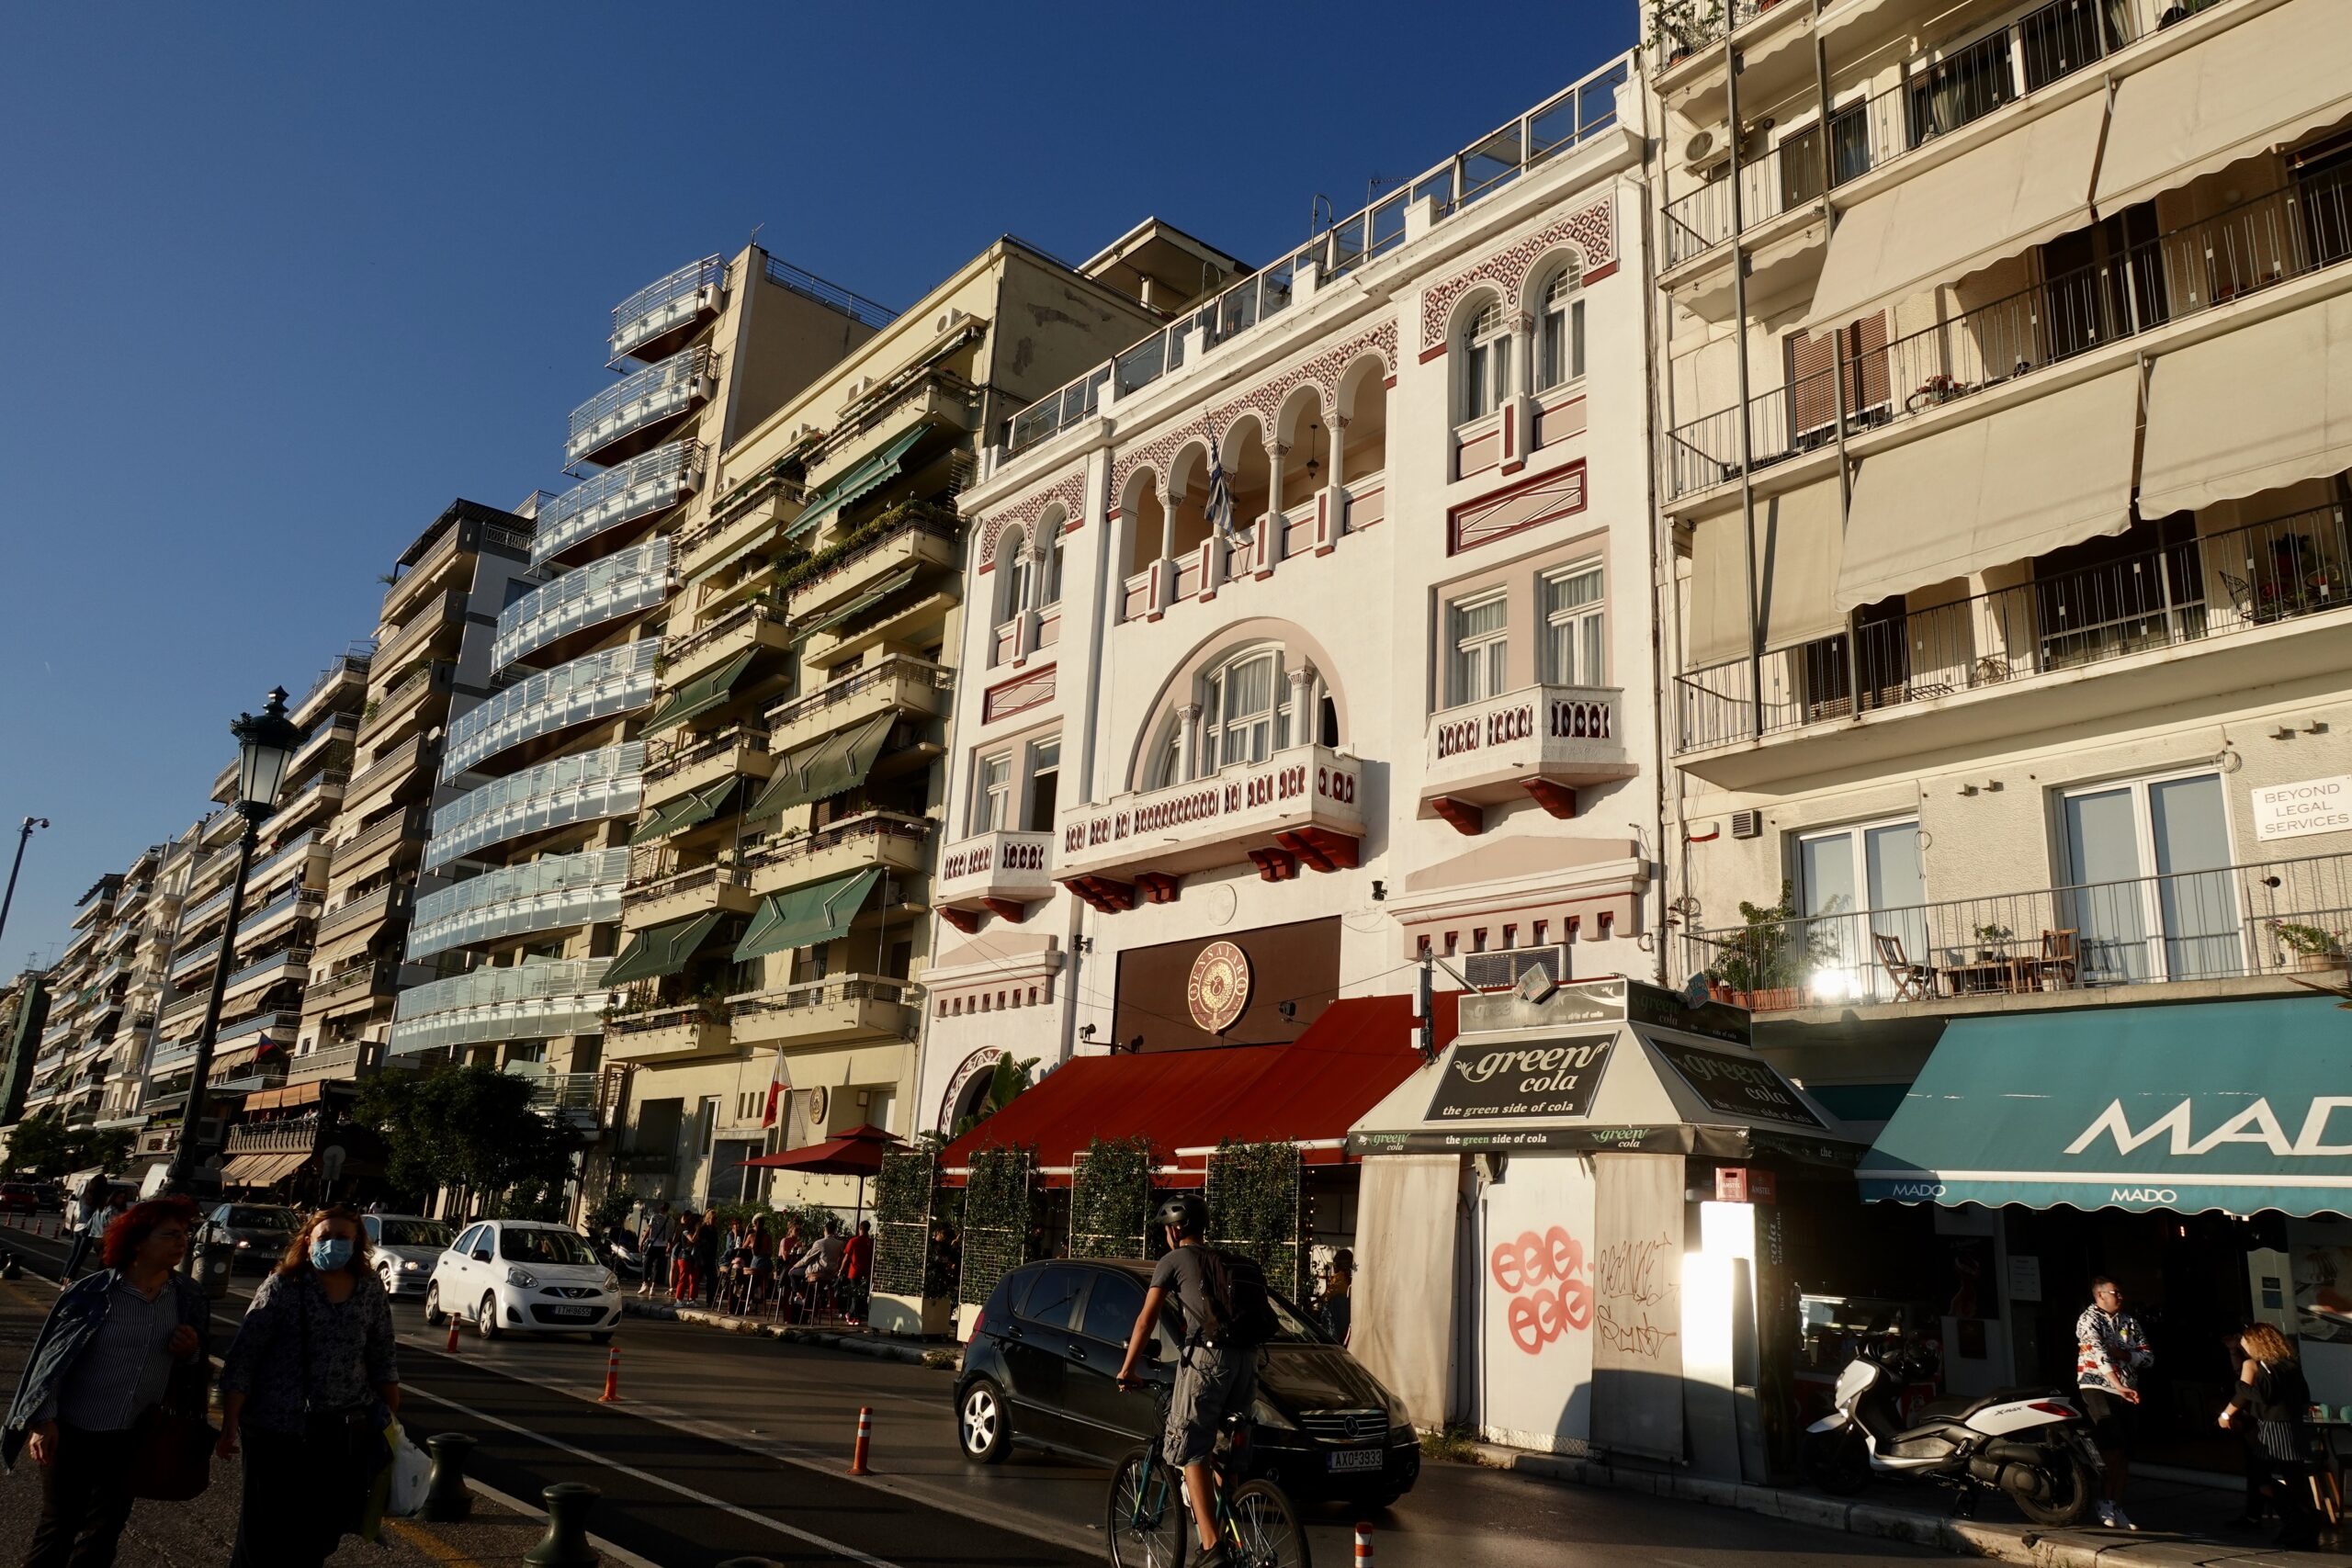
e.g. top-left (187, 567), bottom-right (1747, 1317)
top-left (973, 753), bottom-right (1012, 834)
top-left (2056, 772), bottom-right (2234, 985)
top-left (1040, 523), bottom-right (1065, 608)
top-left (1777, 100), bottom-right (1871, 209)
top-left (1019, 1264), bottom-right (1090, 1332)
top-left (1535, 267), bottom-right (1586, 391)
top-left (1448, 592), bottom-right (1510, 706)
top-left (1459, 300), bottom-right (1510, 422)
top-left (1081, 1268), bottom-right (1149, 1347)
top-left (1147, 713), bottom-right (1183, 789)
top-left (994, 527), bottom-right (1030, 626)
top-left (1024, 739), bottom-right (1061, 833)
top-left (1205, 649), bottom-right (1284, 768)
top-left (1794, 819), bottom-right (1926, 1003)
top-left (1542, 566), bottom-right (1605, 685)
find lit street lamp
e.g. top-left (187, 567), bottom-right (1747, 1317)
top-left (164, 688), bottom-right (302, 1195)
top-left (0, 816), bottom-right (50, 958)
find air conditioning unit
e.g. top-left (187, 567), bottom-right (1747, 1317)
top-left (1682, 129), bottom-right (1725, 172)
top-left (1461, 946), bottom-right (1567, 991)
top-left (1731, 809), bottom-right (1763, 840)
top-left (934, 308), bottom-right (971, 336)
top-left (842, 376), bottom-right (876, 408)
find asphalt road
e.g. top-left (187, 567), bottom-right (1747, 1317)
top-left (0, 1219), bottom-right (1942, 1568)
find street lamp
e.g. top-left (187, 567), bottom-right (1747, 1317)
top-left (164, 688), bottom-right (302, 1195)
top-left (0, 816), bottom-right (50, 957)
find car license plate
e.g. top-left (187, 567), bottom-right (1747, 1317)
top-left (1327, 1448), bottom-right (1384, 1473)
top-left (546, 1305), bottom-right (596, 1320)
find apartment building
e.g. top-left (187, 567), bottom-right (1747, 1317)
top-left (603, 231), bottom-right (1207, 1209)
top-left (19, 873), bottom-right (125, 1134)
top-left (0, 971), bottom-right (49, 1133)
top-left (1650, 0), bottom-right (2352, 1426)
top-left (386, 247), bottom-right (886, 1171)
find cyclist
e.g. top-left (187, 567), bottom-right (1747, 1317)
top-left (1114, 1193), bottom-right (1253, 1568)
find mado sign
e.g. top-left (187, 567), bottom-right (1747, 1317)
top-left (2253, 775), bottom-right (2352, 842)
top-left (1429, 1032), bottom-right (1612, 1122)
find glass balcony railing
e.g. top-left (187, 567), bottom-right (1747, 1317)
top-left (424, 742), bottom-right (644, 870)
top-left (494, 538), bottom-right (670, 673)
top-left (388, 959), bottom-right (612, 1055)
top-left (609, 254), bottom-right (725, 365)
top-left (406, 847), bottom-right (629, 961)
top-left (442, 640), bottom-right (658, 779)
top-left (532, 442), bottom-right (703, 566)
top-left (565, 346), bottom-right (711, 466)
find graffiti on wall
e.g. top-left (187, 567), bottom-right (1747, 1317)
top-left (1491, 1225), bottom-right (1593, 1356)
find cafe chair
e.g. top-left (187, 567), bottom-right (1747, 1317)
top-left (1873, 932), bottom-right (1939, 1001)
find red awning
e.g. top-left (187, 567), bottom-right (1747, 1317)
top-left (938, 992), bottom-right (1458, 1184)
top-left (741, 1123), bottom-right (900, 1175)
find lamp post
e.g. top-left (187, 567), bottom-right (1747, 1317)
top-left (0, 817), bottom-right (49, 958)
top-left (164, 689), bottom-right (301, 1196)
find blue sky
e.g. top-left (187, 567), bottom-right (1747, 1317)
top-left (0, 2), bottom-right (1634, 967)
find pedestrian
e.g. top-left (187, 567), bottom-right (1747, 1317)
top-left (639, 1201), bottom-right (671, 1300)
top-left (2222, 1326), bottom-right (2271, 1529)
top-left (691, 1209), bottom-right (721, 1307)
top-left (61, 1190), bottom-right (121, 1286)
top-left (2222, 1324), bottom-right (2324, 1549)
top-left (1320, 1248), bottom-right (1355, 1345)
top-left (2075, 1275), bottom-right (2153, 1529)
top-left (216, 1204), bottom-right (401, 1568)
top-left (842, 1220), bottom-right (874, 1320)
top-left (4, 1197), bottom-right (212, 1568)
top-left (671, 1213), bottom-right (698, 1302)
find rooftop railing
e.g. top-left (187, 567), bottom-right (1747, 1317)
top-left (763, 254), bottom-right (897, 332)
top-left (566, 346), bottom-right (712, 466)
top-left (533, 442), bottom-right (704, 566)
top-left (442, 639), bottom-right (658, 779)
top-left (1005, 53), bottom-right (1631, 457)
top-left (424, 742), bottom-right (645, 870)
top-left (493, 538), bottom-right (671, 673)
top-left (609, 254), bottom-right (726, 364)
top-left (406, 847), bottom-right (629, 961)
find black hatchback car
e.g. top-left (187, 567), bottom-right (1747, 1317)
top-left (955, 1257), bottom-right (1420, 1507)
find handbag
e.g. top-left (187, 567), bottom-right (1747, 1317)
top-left (127, 1404), bottom-right (215, 1502)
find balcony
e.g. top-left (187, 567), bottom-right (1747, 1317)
top-left (375, 588), bottom-right (468, 676)
top-left (776, 504), bottom-right (961, 621)
top-left (1420, 684), bottom-right (1634, 831)
top-left (286, 1040), bottom-right (383, 1086)
top-left (743, 812), bottom-right (931, 899)
top-left (935, 829), bottom-right (1056, 926)
top-left (441, 639), bottom-right (657, 778)
top-left (662, 601), bottom-right (794, 692)
top-left (226, 1112), bottom-right (321, 1156)
top-left (766, 654), bottom-right (953, 750)
top-left (533, 441), bottom-right (705, 569)
top-left (1677, 502), bottom-right (2352, 785)
top-left (300, 958), bottom-right (401, 1013)
top-left (1667, 165), bottom-right (2352, 502)
top-left (287, 715), bottom-right (359, 784)
top-left (235, 886), bottom-right (323, 949)
top-left (359, 660), bottom-right (455, 753)
top-left (726, 976), bottom-right (919, 1050)
top-left (342, 731), bottom-right (439, 815)
top-left (643, 726), bottom-right (772, 802)
top-left (511, 1067), bottom-right (613, 1132)
top-left (602, 1001), bottom-right (731, 1062)
top-left (609, 254), bottom-right (726, 367)
top-left (168, 936), bottom-right (222, 987)
top-left (216, 1009), bottom-right (302, 1047)
top-left (620, 863), bottom-right (757, 931)
top-left (425, 741), bottom-right (644, 870)
top-left (406, 847), bottom-right (628, 961)
top-left (388, 958), bottom-right (613, 1055)
top-left (329, 805), bottom-right (430, 882)
top-left (220, 947), bottom-right (311, 1005)
top-left (1684, 849), bottom-right (2352, 1017)
top-left (494, 537), bottom-right (670, 673)
top-left (315, 882), bottom-right (407, 944)
top-left (291, 651), bottom-right (374, 729)
top-left (1057, 743), bottom-right (1365, 908)
top-left (566, 345), bottom-right (714, 468)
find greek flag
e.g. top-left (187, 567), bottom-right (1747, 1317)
top-left (1205, 447), bottom-right (1238, 544)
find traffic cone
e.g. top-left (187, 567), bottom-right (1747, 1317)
top-left (849, 1406), bottom-right (872, 1475)
top-left (445, 1317), bottom-right (461, 1353)
top-left (1355, 1523), bottom-right (1374, 1564)
top-left (597, 1344), bottom-right (621, 1404)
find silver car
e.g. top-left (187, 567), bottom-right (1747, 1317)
top-left (365, 1213), bottom-right (455, 1298)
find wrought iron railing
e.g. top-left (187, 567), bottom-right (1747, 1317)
top-left (645, 724), bottom-right (768, 785)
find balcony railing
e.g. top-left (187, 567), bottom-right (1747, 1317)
top-left (216, 1009), bottom-right (301, 1046)
top-left (513, 1068), bottom-right (605, 1118)
top-left (221, 947), bottom-right (311, 998)
top-left (1057, 743), bottom-right (1366, 886)
top-left (1668, 162), bottom-right (2352, 498)
top-left (256, 773), bottom-right (348, 843)
top-left (406, 847), bottom-right (629, 960)
top-left (765, 654), bottom-right (952, 731)
top-left (743, 811), bottom-right (932, 882)
top-left (936, 829), bottom-right (1056, 912)
top-left (1006, 52), bottom-right (1631, 457)
top-left (566, 345), bottom-right (712, 466)
top-left (493, 538), bottom-right (670, 672)
top-left (424, 742), bottom-right (644, 870)
top-left (343, 732), bottom-right (436, 807)
top-left (331, 805), bottom-right (429, 868)
top-left (387, 958), bottom-right (613, 1055)
top-left (645, 724), bottom-right (768, 786)
top-left (442, 639), bottom-right (658, 778)
top-left (374, 589), bottom-right (467, 674)
top-left (1422, 684), bottom-right (1632, 809)
top-left (287, 1040), bottom-right (381, 1085)
top-left (227, 1112), bottom-right (320, 1155)
top-left (532, 442), bottom-right (704, 567)
top-left (606, 1000), bottom-right (728, 1037)
top-left (293, 651), bottom-right (374, 725)
top-left (762, 254), bottom-right (896, 331)
top-left (1683, 849), bottom-right (2352, 1010)
top-left (609, 254), bottom-right (725, 365)
top-left (304, 958), bottom-right (399, 1008)
top-left (775, 502), bottom-right (961, 607)
top-left (316, 883), bottom-right (405, 942)
top-left (1679, 502), bottom-right (2351, 750)
top-left (727, 976), bottom-right (921, 1032)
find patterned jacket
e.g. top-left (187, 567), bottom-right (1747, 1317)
top-left (2075, 1304), bottom-right (2151, 1400)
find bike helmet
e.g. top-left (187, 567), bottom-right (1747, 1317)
top-left (1151, 1192), bottom-right (1207, 1237)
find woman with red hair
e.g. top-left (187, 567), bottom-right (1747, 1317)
top-left (2, 1196), bottom-right (213, 1568)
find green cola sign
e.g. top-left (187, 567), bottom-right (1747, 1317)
top-left (1651, 1038), bottom-right (1822, 1127)
top-left (1427, 1031), bottom-right (1613, 1122)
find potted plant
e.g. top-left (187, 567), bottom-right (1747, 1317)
top-left (2271, 919), bottom-right (2346, 972)
top-left (1645, 0), bottom-right (1726, 64)
top-left (1973, 922), bottom-right (2015, 962)
top-left (1717, 883), bottom-right (1801, 1010)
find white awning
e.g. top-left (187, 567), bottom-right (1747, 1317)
top-left (1687, 476), bottom-right (1849, 669)
top-left (1805, 93), bottom-right (2106, 332)
top-left (1837, 367), bottom-right (2143, 611)
top-left (2141, 290), bottom-right (2352, 516)
top-left (2096, 0), bottom-right (2352, 217)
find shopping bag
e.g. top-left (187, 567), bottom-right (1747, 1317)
top-left (386, 1420), bottom-right (433, 1518)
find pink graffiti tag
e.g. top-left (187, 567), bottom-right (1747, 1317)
top-left (1489, 1225), bottom-right (1593, 1356)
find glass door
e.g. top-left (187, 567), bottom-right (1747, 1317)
top-left (2058, 772), bottom-right (2235, 984)
top-left (1796, 819), bottom-right (1926, 1002)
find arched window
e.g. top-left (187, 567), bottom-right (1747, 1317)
top-left (1040, 520), bottom-right (1064, 608)
top-left (993, 525), bottom-right (1030, 626)
top-left (1204, 646), bottom-right (1285, 769)
top-left (1535, 264), bottom-right (1586, 392)
top-left (1458, 299), bottom-right (1510, 423)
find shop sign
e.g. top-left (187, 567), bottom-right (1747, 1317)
top-left (2252, 774), bottom-right (2352, 842)
top-left (1427, 1032), bottom-right (1612, 1123)
top-left (1652, 1039), bottom-right (1823, 1127)
top-left (1186, 941), bottom-right (1250, 1033)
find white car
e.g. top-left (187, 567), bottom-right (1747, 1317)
top-left (364, 1214), bottom-right (454, 1299)
top-left (424, 1219), bottom-right (621, 1341)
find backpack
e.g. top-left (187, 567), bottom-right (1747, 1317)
top-left (1196, 1247), bottom-right (1282, 1348)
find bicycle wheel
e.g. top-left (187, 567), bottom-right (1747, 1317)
top-left (1107, 1447), bottom-right (1189, 1568)
top-left (1226, 1478), bottom-right (1310, 1568)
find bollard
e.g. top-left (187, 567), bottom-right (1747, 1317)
top-left (0, 1250), bottom-right (19, 1280)
top-left (1356, 1522), bottom-right (1374, 1563)
top-left (849, 1405), bottom-right (873, 1475)
top-left (597, 1343), bottom-right (620, 1403)
top-left (524, 1482), bottom-right (600, 1568)
top-left (422, 1433), bottom-right (477, 1523)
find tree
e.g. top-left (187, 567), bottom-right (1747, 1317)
top-left (6, 1111), bottom-right (133, 1183)
top-left (353, 1065), bottom-right (579, 1217)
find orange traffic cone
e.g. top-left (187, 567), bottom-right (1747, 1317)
top-left (849, 1406), bottom-right (873, 1475)
top-left (598, 1344), bottom-right (621, 1404)
top-left (1355, 1523), bottom-right (1374, 1564)
top-left (445, 1316), bottom-right (461, 1353)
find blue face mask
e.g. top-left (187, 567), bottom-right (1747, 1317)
top-left (310, 1237), bottom-right (354, 1272)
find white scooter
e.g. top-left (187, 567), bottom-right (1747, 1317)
top-left (1805, 1346), bottom-right (2101, 1525)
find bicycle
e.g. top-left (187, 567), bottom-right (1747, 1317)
top-left (1107, 1382), bottom-right (1309, 1568)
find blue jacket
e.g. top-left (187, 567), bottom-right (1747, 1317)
top-left (2, 1268), bottom-right (212, 1468)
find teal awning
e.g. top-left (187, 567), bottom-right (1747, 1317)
top-left (601, 909), bottom-right (726, 987)
top-left (745, 711), bottom-right (898, 818)
top-left (733, 866), bottom-right (884, 962)
top-left (628, 776), bottom-right (737, 846)
top-left (646, 648), bottom-right (758, 734)
top-left (1859, 998), bottom-right (2352, 1216)
top-left (786, 425), bottom-right (926, 542)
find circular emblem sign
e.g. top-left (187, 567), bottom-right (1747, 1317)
top-left (1187, 941), bottom-right (1252, 1034)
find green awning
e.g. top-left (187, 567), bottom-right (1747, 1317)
top-left (601, 910), bottom-right (727, 987)
top-left (733, 867), bottom-right (884, 963)
top-left (791, 563), bottom-right (924, 646)
top-left (1860, 998), bottom-right (2352, 1216)
top-left (628, 776), bottom-right (737, 846)
top-left (745, 712), bottom-right (898, 818)
top-left (645, 648), bottom-right (758, 733)
top-left (786, 425), bottom-right (927, 542)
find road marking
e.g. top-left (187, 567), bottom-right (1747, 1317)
top-left (385, 1518), bottom-right (485, 1568)
top-left (453, 1475), bottom-right (670, 1568)
top-left (401, 1382), bottom-right (908, 1568)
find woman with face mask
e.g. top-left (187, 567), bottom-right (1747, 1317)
top-left (216, 1205), bottom-right (400, 1568)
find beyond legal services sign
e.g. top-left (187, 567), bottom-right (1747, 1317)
top-left (2252, 774), bottom-right (2352, 842)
